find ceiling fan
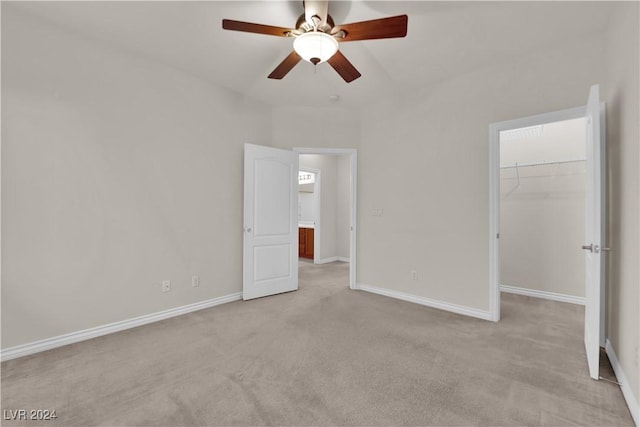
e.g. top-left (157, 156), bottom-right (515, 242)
top-left (222, 0), bottom-right (408, 83)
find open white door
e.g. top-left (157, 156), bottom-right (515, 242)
top-left (243, 144), bottom-right (298, 300)
top-left (582, 84), bottom-right (605, 380)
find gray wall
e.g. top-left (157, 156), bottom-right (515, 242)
top-left (604, 1), bottom-right (640, 407)
top-left (1, 7), bottom-right (271, 348)
top-left (336, 155), bottom-right (351, 260)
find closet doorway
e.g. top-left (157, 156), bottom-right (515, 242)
top-left (499, 117), bottom-right (587, 304)
top-left (489, 85), bottom-right (606, 380)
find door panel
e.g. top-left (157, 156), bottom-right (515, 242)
top-left (583, 84), bottom-right (604, 380)
top-left (254, 244), bottom-right (292, 282)
top-left (243, 144), bottom-right (298, 300)
top-left (254, 159), bottom-right (292, 236)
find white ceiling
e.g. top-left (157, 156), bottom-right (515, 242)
top-left (6, 1), bottom-right (615, 109)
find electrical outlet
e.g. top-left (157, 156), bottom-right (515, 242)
top-left (372, 208), bottom-right (384, 217)
top-left (411, 270), bottom-right (418, 280)
top-left (162, 280), bottom-right (171, 293)
top-left (192, 275), bottom-right (200, 287)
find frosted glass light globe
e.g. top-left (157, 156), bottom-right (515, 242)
top-left (293, 32), bottom-right (339, 65)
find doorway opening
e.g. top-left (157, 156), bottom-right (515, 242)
top-left (294, 148), bottom-right (357, 289)
top-left (499, 117), bottom-right (587, 305)
top-left (297, 167), bottom-right (320, 262)
top-left (489, 85), bottom-right (606, 381)
top-left (490, 107), bottom-right (586, 321)
top-left (242, 144), bottom-right (356, 300)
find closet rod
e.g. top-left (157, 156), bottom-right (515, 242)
top-left (500, 159), bottom-right (586, 169)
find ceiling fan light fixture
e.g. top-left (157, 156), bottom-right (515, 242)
top-left (293, 32), bottom-right (338, 65)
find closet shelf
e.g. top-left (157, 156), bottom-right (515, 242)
top-left (500, 159), bottom-right (586, 169)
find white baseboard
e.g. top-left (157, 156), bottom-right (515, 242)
top-left (316, 257), bottom-right (338, 264)
top-left (500, 284), bottom-right (585, 305)
top-left (316, 256), bottom-right (349, 264)
top-left (605, 339), bottom-right (639, 426)
top-left (355, 283), bottom-right (493, 321)
top-left (0, 292), bottom-right (243, 362)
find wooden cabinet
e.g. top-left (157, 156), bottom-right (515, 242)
top-left (298, 227), bottom-right (314, 259)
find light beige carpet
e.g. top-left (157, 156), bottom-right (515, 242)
top-left (1, 261), bottom-right (634, 426)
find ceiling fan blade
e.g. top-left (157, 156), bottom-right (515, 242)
top-left (304, 0), bottom-right (329, 27)
top-left (332, 15), bottom-right (408, 42)
top-left (268, 51), bottom-right (302, 79)
top-left (222, 19), bottom-right (294, 37)
top-left (327, 50), bottom-right (361, 83)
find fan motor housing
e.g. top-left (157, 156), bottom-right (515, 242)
top-left (296, 13), bottom-right (335, 34)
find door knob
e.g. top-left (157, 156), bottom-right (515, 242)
top-left (582, 244), bottom-right (609, 253)
top-left (245, 227), bottom-right (252, 233)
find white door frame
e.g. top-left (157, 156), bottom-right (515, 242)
top-left (488, 106), bottom-right (586, 322)
top-left (298, 166), bottom-right (321, 263)
top-left (294, 147), bottom-right (358, 289)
